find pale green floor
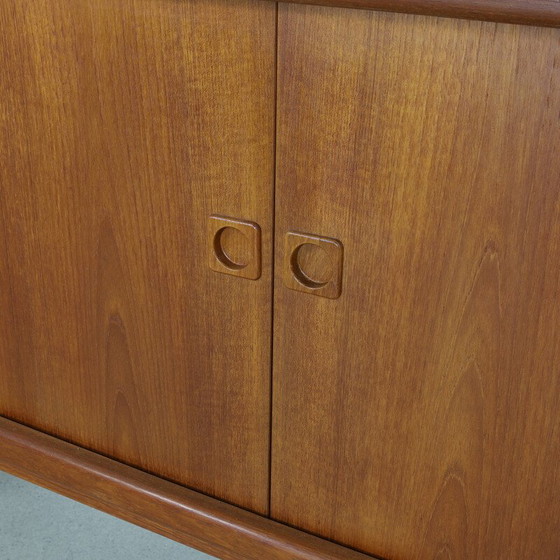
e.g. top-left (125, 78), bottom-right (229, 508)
top-left (0, 471), bottom-right (215, 560)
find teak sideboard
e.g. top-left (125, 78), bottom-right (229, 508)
top-left (1, 1), bottom-right (559, 559)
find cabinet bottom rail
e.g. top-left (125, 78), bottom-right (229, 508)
top-left (0, 416), bottom-right (376, 560)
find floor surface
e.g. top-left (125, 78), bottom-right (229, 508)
top-left (0, 471), bottom-right (215, 559)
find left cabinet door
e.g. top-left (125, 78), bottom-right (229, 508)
top-left (0, 0), bottom-right (276, 514)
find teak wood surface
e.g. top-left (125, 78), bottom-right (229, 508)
top-left (272, 5), bottom-right (560, 559)
top-left (0, 0), bottom-right (276, 514)
top-left (2, 1), bottom-right (560, 559)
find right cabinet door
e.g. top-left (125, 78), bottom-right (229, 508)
top-left (272, 5), bottom-right (560, 559)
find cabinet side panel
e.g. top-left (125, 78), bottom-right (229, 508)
top-left (273, 4), bottom-right (560, 558)
top-left (0, 0), bottom-right (276, 514)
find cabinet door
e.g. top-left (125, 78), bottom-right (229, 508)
top-left (0, 0), bottom-right (275, 514)
top-left (272, 4), bottom-right (560, 558)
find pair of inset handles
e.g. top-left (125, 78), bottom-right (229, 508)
top-left (208, 215), bottom-right (343, 299)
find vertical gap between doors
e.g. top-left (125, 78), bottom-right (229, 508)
top-left (267, 0), bottom-right (279, 518)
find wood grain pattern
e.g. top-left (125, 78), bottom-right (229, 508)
top-left (274, 0), bottom-right (560, 28)
top-left (0, 417), bottom-right (379, 560)
top-left (272, 5), bottom-right (560, 559)
top-left (0, 0), bottom-right (275, 514)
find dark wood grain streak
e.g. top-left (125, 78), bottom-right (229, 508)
top-left (0, 417), bottom-right (379, 560)
top-left (271, 0), bottom-right (560, 27)
top-left (0, 0), bottom-right (275, 514)
top-left (273, 5), bottom-right (560, 559)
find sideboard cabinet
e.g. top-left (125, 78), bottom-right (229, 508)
top-left (1, 1), bottom-right (559, 559)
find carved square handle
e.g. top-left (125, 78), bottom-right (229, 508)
top-left (208, 215), bottom-right (261, 280)
top-left (284, 232), bottom-right (343, 299)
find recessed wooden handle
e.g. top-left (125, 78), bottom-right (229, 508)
top-left (284, 232), bottom-right (343, 299)
top-left (208, 215), bottom-right (262, 280)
